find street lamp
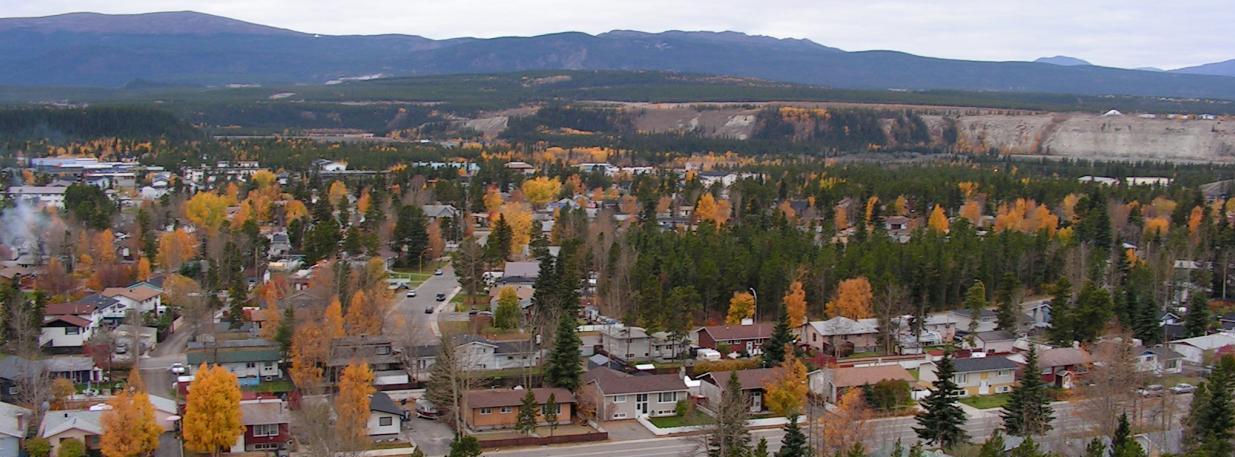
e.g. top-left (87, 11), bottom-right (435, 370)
top-left (748, 287), bottom-right (758, 323)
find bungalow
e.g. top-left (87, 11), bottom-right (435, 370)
top-left (1168, 333), bottom-right (1235, 364)
top-left (504, 161), bottom-right (536, 175)
top-left (699, 368), bottom-right (779, 413)
top-left (799, 317), bottom-right (879, 356)
top-left (922, 356), bottom-right (1017, 397)
top-left (45, 356), bottom-right (103, 385)
top-left (498, 261), bottom-right (540, 286)
top-left (1136, 345), bottom-right (1184, 375)
top-left (1019, 347), bottom-right (1090, 389)
top-left (454, 335), bottom-right (541, 371)
top-left (422, 204), bottom-right (460, 221)
top-left (40, 409), bottom-right (102, 455)
top-left (808, 365), bottom-right (916, 404)
top-left (463, 388), bottom-right (575, 431)
top-left (0, 356), bottom-right (40, 403)
top-left (232, 397), bottom-right (292, 453)
top-left (0, 402), bottom-right (32, 457)
top-left (489, 284), bottom-right (534, 312)
top-left (581, 367), bottom-right (689, 420)
top-left (100, 285), bottom-right (164, 317)
top-left (368, 392), bottom-right (405, 438)
top-left (186, 338), bottom-right (283, 385)
top-left (950, 309), bottom-right (998, 334)
top-left (328, 336), bottom-right (408, 388)
top-left (970, 330), bottom-right (1016, 354)
top-left (40, 315), bottom-right (95, 350)
top-left (694, 322), bottom-right (776, 355)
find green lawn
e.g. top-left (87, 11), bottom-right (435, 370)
top-left (245, 380), bottom-right (294, 393)
top-left (649, 411), bottom-right (713, 428)
top-left (959, 393), bottom-right (1010, 409)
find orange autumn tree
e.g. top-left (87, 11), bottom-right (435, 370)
top-left (725, 291), bottom-right (756, 325)
top-left (156, 228), bottom-right (196, 271)
top-left (819, 388), bottom-right (873, 455)
top-left (183, 364), bottom-right (244, 457)
top-left (960, 199), bottom-right (983, 226)
top-left (695, 193), bottom-right (731, 226)
top-left (324, 297), bottom-right (346, 339)
top-left (335, 361), bottom-right (376, 450)
top-left (328, 180), bottom-right (350, 206)
top-left (290, 322), bottom-right (329, 392)
top-left (344, 290), bottom-right (382, 336)
top-left (762, 350), bottom-right (808, 417)
top-left (784, 281), bottom-right (807, 328)
top-left (928, 204), bottom-right (949, 233)
top-left (499, 202), bottom-right (533, 255)
top-left (826, 277), bottom-right (874, 319)
top-left (135, 257), bottom-right (152, 281)
top-left (100, 370), bottom-right (161, 457)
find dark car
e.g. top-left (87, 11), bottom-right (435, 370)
top-left (435, 292), bottom-right (446, 301)
top-left (424, 306), bottom-right (434, 314)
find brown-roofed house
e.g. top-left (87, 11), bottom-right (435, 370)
top-left (808, 365), bottom-right (915, 403)
top-left (699, 368), bottom-right (780, 413)
top-left (581, 367), bottom-right (689, 420)
top-left (101, 286), bottom-right (163, 316)
top-left (694, 322), bottom-right (775, 355)
top-left (463, 387), bottom-right (574, 431)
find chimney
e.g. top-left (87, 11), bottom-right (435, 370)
top-left (740, 318), bottom-right (754, 326)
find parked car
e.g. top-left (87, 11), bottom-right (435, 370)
top-left (1170, 383), bottom-right (1197, 394)
top-left (114, 342), bottom-right (128, 354)
top-left (424, 306), bottom-right (434, 314)
top-left (435, 292), bottom-right (446, 301)
top-left (406, 290), bottom-right (417, 298)
top-left (1138, 384), bottom-right (1165, 397)
top-left (434, 268), bottom-right (444, 276)
top-left (415, 398), bottom-right (442, 420)
top-left (169, 363), bottom-right (186, 375)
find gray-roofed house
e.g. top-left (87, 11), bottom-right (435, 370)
top-left (368, 392), bottom-right (405, 437)
top-left (41, 409), bottom-right (103, 455)
top-left (581, 367), bottom-right (689, 420)
top-left (970, 330), bottom-right (1017, 353)
top-left (699, 368), bottom-right (780, 413)
top-left (1136, 345), bottom-right (1184, 375)
top-left (922, 355), bottom-right (1018, 396)
top-left (328, 335), bottom-right (408, 388)
top-left (422, 204), bottom-right (460, 220)
top-left (186, 338), bottom-right (283, 385)
top-left (799, 317), bottom-right (880, 356)
top-left (454, 335), bottom-right (541, 371)
top-left (233, 398), bottom-right (291, 452)
top-left (498, 261), bottom-right (540, 285)
top-left (0, 402), bottom-right (32, 457)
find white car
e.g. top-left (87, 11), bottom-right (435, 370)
top-left (169, 363), bottom-right (187, 375)
top-left (406, 290), bottom-right (417, 298)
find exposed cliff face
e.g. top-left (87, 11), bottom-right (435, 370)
top-left (609, 102), bottom-right (1235, 161)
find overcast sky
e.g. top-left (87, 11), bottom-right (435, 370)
top-left (3, 0), bottom-right (1233, 69)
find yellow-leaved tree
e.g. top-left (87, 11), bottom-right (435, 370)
top-left (522, 176), bottom-right (563, 207)
top-left (135, 257), bottom-right (152, 281)
top-left (328, 180), bottom-right (350, 206)
top-left (335, 361), bottom-right (376, 450)
top-left (762, 350), bottom-right (808, 417)
top-left (184, 191), bottom-right (230, 232)
top-left (183, 364), bottom-right (244, 457)
top-left (100, 370), bottom-right (162, 457)
top-left (290, 322), bottom-right (328, 392)
top-left (818, 388), bottom-right (872, 455)
top-left (156, 228), bottom-right (197, 271)
top-left (725, 291), bottom-right (756, 325)
top-left (784, 281), bottom-right (807, 328)
top-left (500, 202), bottom-right (533, 256)
top-left (928, 204), bottom-right (949, 233)
top-left (826, 277), bottom-right (873, 319)
top-left (324, 296), bottom-right (346, 339)
top-left (345, 290), bottom-right (381, 336)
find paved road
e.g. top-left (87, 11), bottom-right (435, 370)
top-left (387, 264), bottom-right (461, 345)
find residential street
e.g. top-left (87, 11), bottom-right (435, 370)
top-left (387, 264), bottom-right (461, 344)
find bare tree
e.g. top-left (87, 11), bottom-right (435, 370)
top-left (1072, 328), bottom-right (1143, 437)
top-left (874, 282), bottom-right (909, 355)
top-left (291, 395), bottom-right (351, 457)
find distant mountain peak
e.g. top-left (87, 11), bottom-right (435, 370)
top-left (1034, 55), bottom-right (1092, 66)
top-left (0, 10), bottom-right (304, 36)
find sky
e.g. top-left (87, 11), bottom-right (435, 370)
top-left (2, 0), bottom-right (1234, 69)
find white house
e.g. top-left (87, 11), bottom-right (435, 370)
top-left (0, 402), bottom-right (32, 457)
top-left (40, 315), bottom-right (94, 349)
top-left (186, 338), bottom-right (283, 383)
top-left (1168, 333), bottom-right (1235, 364)
top-left (367, 392), bottom-right (404, 437)
top-left (454, 336), bottom-right (540, 371)
top-left (100, 286), bottom-right (164, 317)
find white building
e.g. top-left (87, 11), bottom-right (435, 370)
top-left (367, 392), bottom-right (404, 437)
top-left (5, 186), bottom-right (68, 208)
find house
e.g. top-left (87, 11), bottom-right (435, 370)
top-left (489, 285), bottom-right (534, 311)
top-left (970, 330), bottom-right (1016, 353)
top-left (328, 336), bottom-right (408, 389)
top-left (599, 325), bottom-right (682, 362)
top-left (498, 261), bottom-right (540, 285)
top-left (148, 394), bottom-right (180, 431)
top-left (40, 315), bottom-right (95, 350)
top-left (699, 368), bottom-right (779, 413)
top-left (799, 317), bottom-right (879, 356)
top-left (950, 309), bottom-right (998, 334)
top-left (1025, 347), bottom-right (1090, 389)
top-left (6, 186), bottom-right (68, 208)
top-left (422, 204), bottom-right (460, 220)
top-left (0, 356), bottom-right (41, 403)
top-left (45, 356), bottom-right (103, 385)
top-left (581, 367), bottom-right (689, 420)
top-left (186, 338), bottom-right (283, 385)
top-left (463, 387), bottom-right (574, 431)
top-left (454, 336), bottom-right (541, 371)
top-left (0, 402), bottom-right (32, 457)
top-left (1136, 345), bottom-right (1184, 375)
top-left (313, 159), bottom-right (348, 172)
top-left (504, 161), bottom-right (536, 175)
top-left (1020, 299), bottom-right (1052, 329)
top-left (694, 322), bottom-right (776, 355)
top-left (100, 286), bottom-right (164, 319)
top-left (368, 392), bottom-right (405, 438)
top-left (922, 356), bottom-right (1017, 396)
top-left (1168, 333), bottom-right (1235, 364)
top-left (232, 397), bottom-right (292, 453)
top-left (40, 409), bottom-right (103, 455)
top-left (808, 365), bottom-right (916, 404)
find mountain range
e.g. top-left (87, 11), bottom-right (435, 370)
top-left (5, 11), bottom-right (1235, 100)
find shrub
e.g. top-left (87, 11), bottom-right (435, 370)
top-left (25, 437), bottom-right (51, 457)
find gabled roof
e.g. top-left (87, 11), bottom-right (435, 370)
top-left (44, 315), bottom-right (92, 328)
top-left (703, 368), bottom-right (779, 391)
top-left (1142, 345), bottom-right (1183, 360)
top-left (829, 365), bottom-right (915, 388)
top-left (241, 400), bottom-right (289, 426)
top-left (0, 402), bottom-right (32, 438)
top-left (502, 261), bottom-right (540, 279)
top-left (46, 295), bottom-right (118, 315)
top-left (805, 317), bottom-right (878, 336)
top-left (102, 286), bottom-right (161, 302)
top-left (697, 323), bottom-right (775, 341)
top-left (1037, 347), bottom-right (1091, 368)
top-left (974, 330), bottom-right (1016, 343)
top-left (41, 410), bottom-right (103, 437)
top-left (952, 356), bottom-right (1017, 373)
top-left (465, 387), bottom-right (575, 409)
top-left (370, 392), bottom-right (403, 416)
top-left (585, 367), bottom-right (688, 395)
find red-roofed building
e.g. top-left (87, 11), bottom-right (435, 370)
top-left (699, 368), bottom-right (779, 413)
top-left (694, 322), bottom-right (775, 355)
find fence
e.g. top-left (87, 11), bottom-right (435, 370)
top-left (477, 431), bottom-right (608, 448)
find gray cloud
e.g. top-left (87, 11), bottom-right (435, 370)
top-left (2, 0), bottom-right (1232, 69)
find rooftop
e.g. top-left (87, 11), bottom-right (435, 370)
top-left (465, 387), bottom-right (575, 409)
top-left (584, 367), bottom-right (688, 395)
top-left (952, 356), bottom-right (1018, 373)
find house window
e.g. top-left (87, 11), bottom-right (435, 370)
top-left (500, 406), bottom-right (512, 413)
top-left (253, 443), bottom-right (279, 450)
top-left (997, 386), bottom-right (1011, 393)
top-left (480, 408), bottom-right (492, 415)
top-left (613, 412), bottom-right (628, 419)
top-left (376, 346), bottom-right (391, 355)
top-left (264, 362), bottom-right (275, 368)
top-left (613, 395), bottom-right (627, 403)
top-left (955, 373), bottom-right (968, 384)
top-left (542, 403), bottom-right (561, 416)
top-left (658, 392), bottom-right (678, 403)
top-left (997, 370), bottom-right (1011, 377)
top-left (66, 327), bottom-right (81, 335)
top-left (252, 423), bottom-right (280, 437)
top-left (246, 362), bottom-right (257, 368)
top-left (379, 416), bottom-right (393, 426)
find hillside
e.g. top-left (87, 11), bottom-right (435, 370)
top-left (1176, 59), bottom-right (1235, 78)
top-left (5, 11), bottom-right (1235, 101)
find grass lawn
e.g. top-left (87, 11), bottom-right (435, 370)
top-left (245, 380), bottom-right (294, 393)
top-left (369, 440), bottom-right (415, 450)
top-left (959, 393), bottom-right (1011, 409)
top-left (453, 293), bottom-right (488, 311)
top-left (649, 411), bottom-right (713, 428)
top-left (438, 320), bottom-right (469, 335)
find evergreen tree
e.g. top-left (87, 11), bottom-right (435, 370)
top-left (487, 215), bottom-right (513, 262)
top-left (1072, 282), bottom-right (1114, 343)
top-left (1001, 344), bottom-right (1054, 436)
top-left (844, 443), bottom-right (867, 457)
top-left (1184, 355), bottom-right (1235, 456)
top-left (1083, 438), bottom-right (1106, 457)
top-left (392, 204), bottom-right (429, 268)
top-left (1047, 277), bottom-right (1074, 346)
top-left (447, 435), bottom-right (482, 457)
top-left (908, 443), bottom-right (924, 457)
top-left (754, 438), bottom-right (770, 457)
top-left (915, 349), bottom-right (969, 448)
top-left (515, 389), bottom-right (538, 435)
top-left (544, 314), bottom-right (582, 391)
top-left (889, 439), bottom-right (905, 457)
top-left (1130, 292), bottom-right (1162, 345)
top-left (963, 280), bottom-right (987, 335)
top-left (1009, 436), bottom-right (1048, 457)
top-left (775, 415), bottom-right (809, 457)
top-left (762, 308), bottom-right (794, 368)
top-left (1185, 294), bottom-right (1211, 338)
top-left (1110, 413), bottom-right (1146, 457)
top-left (995, 272), bottom-right (1018, 331)
top-left (978, 430), bottom-right (1006, 457)
top-left (708, 371), bottom-right (752, 457)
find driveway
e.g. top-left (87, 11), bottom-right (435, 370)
top-left (406, 417), bottom-right (456, 457)
top-left (602, 419), bottom-right (655, 441)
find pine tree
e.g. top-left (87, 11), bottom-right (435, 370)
top-left (1130, 292), bottom-right (1162, 345)
top-left (775, 415), bottom-right (809, 457)
top-left (544, 314), bottom-right (582, 391)
top-left (1185, 294), bottom-right (1211, 338)
top-left (1184, 355), bottom-right (1235, 456)
top-left (963, 280), bottom-right (987, 335)
top-left (544, 392), bottom-right (559, 436)
top-left (1010, 436), bottom-right (1048, 457)
top-left (978, 430), bottom-right (1006, 457)
top-left (1110, 413), bottom-right (1146, 457)
top-left (889, 439), bottom-right (905, 457)
top-left (1083, 438), bottom-right (1106, 457)
top-left (908, 443), bottom-right (925, 457)
top-left (1047, 277), bottom-right (1073, 346)
top-left (915, 349), bottom-right (969, 448)
top-left (995, 273), bottom-right (1018, 331)
top-left (844, 443), bottom-right (867, 457)
top-left (708, 371), bottom-right (752, 457)
top-left (515, 389), bottom-right (538, 435)
top-left (754, 438), bottom-right (770, 457)
top-left (447, 435), bottom-right (482, 457)
top-left (762, 308), bottom-right (793, 368)
top-left (1001, 344), bottom-right (1054, 436)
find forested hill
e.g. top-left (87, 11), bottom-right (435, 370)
top-left (6, 11), bottom-right (1235, 101)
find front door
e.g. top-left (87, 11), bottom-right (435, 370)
top-left (636, 394), bottom-right (648, 416)
top-left (978, 380), bottom-right (990, 395)
top-left (750, 391), bottom-right (762, 412)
